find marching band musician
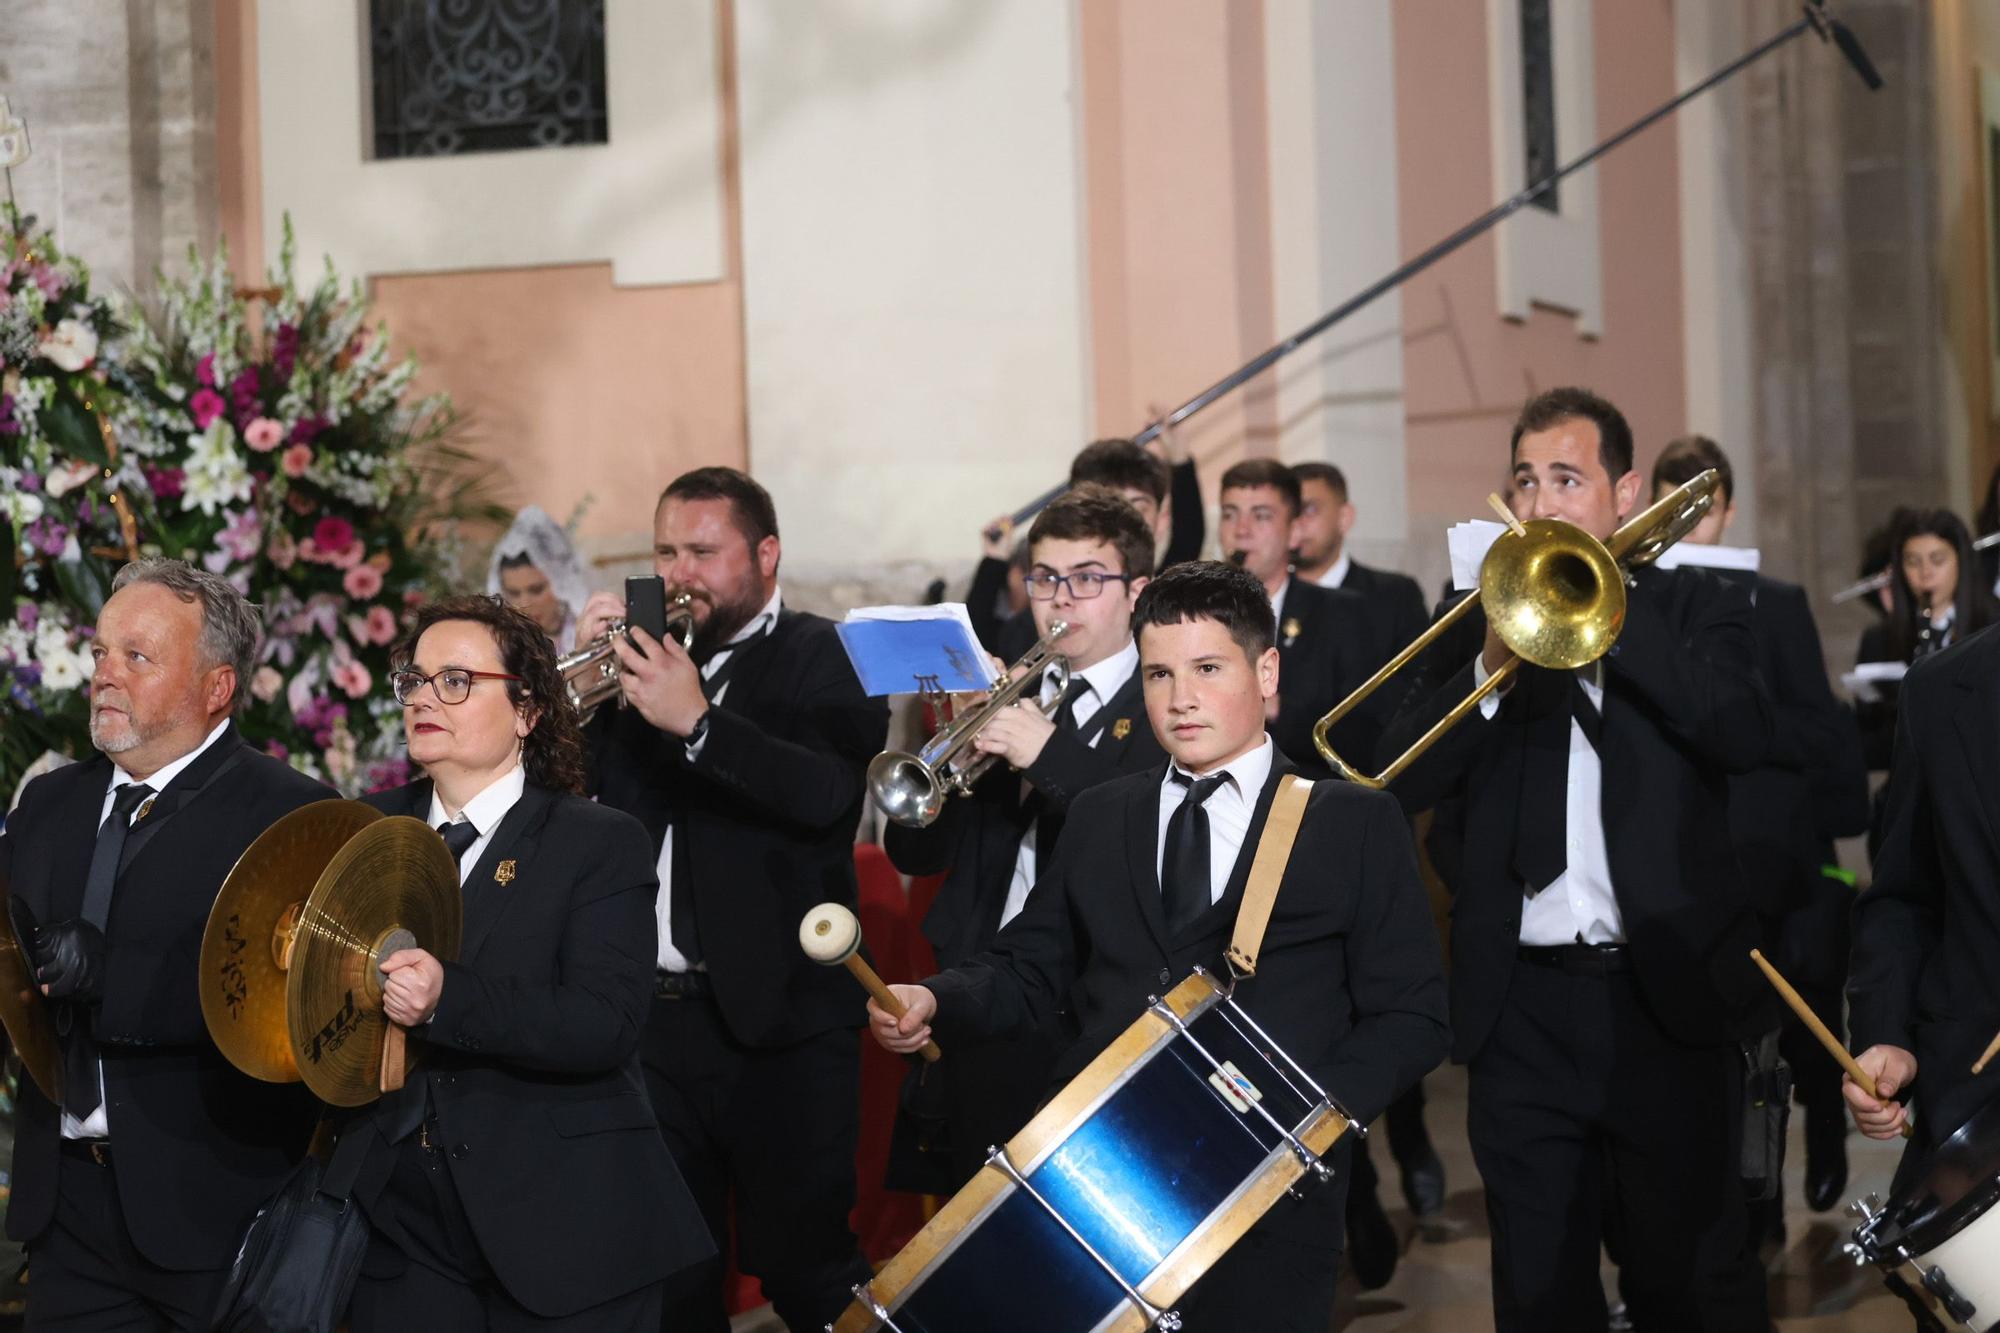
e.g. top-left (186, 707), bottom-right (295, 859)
top-left (0, 560), bottom-right (327, 1330)
top-left (577, 467), bottom-right (888, 1332)
top-left (1215, 459), bottom-right (1382, 781)
top-left (1380, 389), bottom-right (1773, 1331)
top-left (1650, 436), bottom-right (1870, 1222)
top-left (871, 561), bottom-right (1449, 1331)
top-left (1290, 461), bottom-right (1429, 661)
top-left (1845, 607), bottom-right (2000, 1161)
top-left (883, 485), bottom-right (1164, 1189)
top-left (337, 596), bottom-right (709, 1329)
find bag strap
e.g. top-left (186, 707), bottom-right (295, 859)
top-left (318, 1120), bottom-right (374, 1201)
top-left (1224, 774), bottom-right (1312, 979)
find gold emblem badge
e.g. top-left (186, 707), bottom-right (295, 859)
top-left (494, 860), bottom-right (517, 885)
top-left (1283, 617), bottom-right (1303, 643)
top-left (1112, 718), bottom-right (1133, 741)
top-left (135, 796), bottom-right (157, 821)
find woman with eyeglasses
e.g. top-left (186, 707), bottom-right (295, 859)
top-left (336, 596), bottom-right (710, 1330)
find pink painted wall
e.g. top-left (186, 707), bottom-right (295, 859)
top-left (1078, 0), bottom-right (1277, 489)
top-left (1394, 0), bottom-right (1688, 544)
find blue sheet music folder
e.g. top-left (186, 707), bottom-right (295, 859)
top-left (837, 611), bottom-right (995, 698)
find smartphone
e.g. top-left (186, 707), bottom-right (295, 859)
top-left (625, 576), bottom-right (668, 654)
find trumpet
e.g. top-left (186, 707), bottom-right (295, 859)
top-left (868, 621), bottom-right (1071, 828)
top-left (1312, 470), bottom-right (1721, 788)
top-left (557, 594), bottom-right (697, 720)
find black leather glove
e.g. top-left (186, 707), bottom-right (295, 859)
top-left (30, 919), bottom-right (106, 1003)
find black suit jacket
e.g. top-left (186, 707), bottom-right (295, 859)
top-left (1270, 575), bottom-right (1381, 782)
top-left (0, 728), bottom-right (327, 1270)
top-left (1381, 567), bottom-right (1774, 1061)
top-left (925, 755), bottom-right (1449, 1126)
top-left (1848, 625), bottom-right (2000, 1142)
top-left (1729, 576), bottom-right (1868, 915)
top-left (1336, 559), bottom-right (1429, 665)
top-left (343, 779), bottom-right (710, 1316)
top-left (885, 667), bottom-right (1165, 968)
top-left (591, 607), bottom-right (889, 1046)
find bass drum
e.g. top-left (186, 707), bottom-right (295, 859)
top-left (1849, 1095), bottom-right (2000, 1330)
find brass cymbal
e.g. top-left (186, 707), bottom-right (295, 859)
top-left (287, 816), bottom-right (461, 1107)
top-left (0, 854), bottom-right (62, 1102)
top-left (201, 800), bottom-right (383, 1083)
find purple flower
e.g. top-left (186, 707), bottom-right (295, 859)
top-left (25, 518), bottom-right (69, 557)
top-left (229, 367), bottom-right (261, 425)
top-left (195, 353), bottom-right (217, 388)
top-left (189, 388), bottom-right (226, 431)
top-left (266, 741), bottom-right (289, 761)
top-left (272, 324), bottom-right (300, 380)
top-left (31, 266), bottom-right (65, 300)
top-left (289, 414), bottom-right (328, 445)
top-left (0, 394), bottom-right (18, 437)
top-left (17, 469), bottom-right (39, 492)
top-left (142, 465), bottom-right (185, 500)
top-left (15, 663), bottom-right (40, 688)
top-left (17, 603), bottom-right (39, 632)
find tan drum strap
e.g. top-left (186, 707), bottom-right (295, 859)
top-left (1224, 774), bottom-right (1312, 979)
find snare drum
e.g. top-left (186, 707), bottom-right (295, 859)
top-left (1849, 1096), bottom-right (2000, 1329)
top-left (831, 968), bottom-right (1356, 1333)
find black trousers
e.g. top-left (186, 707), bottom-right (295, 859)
top-left (25, 1154), bottom-right (227, 1332)
top-left (1174, 1145), bottom-right (1348, 1333)
top-left (1773, 875), bottom-right (1854, 1117)
top-left (642, 996), bottom-right (872, 1333)
top-left (1467, 958), bottom-right (1766, 1333)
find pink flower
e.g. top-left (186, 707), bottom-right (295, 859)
top-left (195, 353), bottom-right (217, 387)
top-left (365, 605), bottom-right (399, 645)
top-left (267, 529), bottom-right (296, 570)
top-left (280, 443), bottom-right (312, 478)
top-left (250, 666), bottom-right (284, 702)
top-left (244, 417), bottom-right (286, 452)
top-left (313, 516), bottom-right (356, 554)
top-left (343, 563), bottom-right (385, 599)
top-left (331, 659), bottom-right (372, 699)
top-left (189, 388), bottom-right (226, 430)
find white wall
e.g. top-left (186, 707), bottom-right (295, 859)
top-left (1263, 0), bottom-right (1409, 569)
top-left (733, 0), bottom-right (1089, 585)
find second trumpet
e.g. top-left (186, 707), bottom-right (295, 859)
top-left (868, 620), bottom-right (1070, 828)
top-left (558, 593), bottom-right (697, 721)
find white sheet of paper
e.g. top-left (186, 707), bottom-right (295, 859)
top-left (1449, 520), bottom-right (1508, 591)
top-left (1841, 660), bottom-right (1908, 703)
top-left (1652, 543), bottom-right (1760, 572)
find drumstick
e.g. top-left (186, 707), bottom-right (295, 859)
top-left (800, 903), bottom-right (941, 1063)
top-left (1749, 949), bottom-right (1911, 1139)
top-left (1972, 1028), bottom-right (2000, 1075)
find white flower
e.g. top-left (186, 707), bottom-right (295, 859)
top-left (40, 648), bottom-right (83, 692)
top-left (44, 459), bottom-right (99, 498)
top-left (37, 318), bottom-right (99, 372)
top-left (0, 622), bottom-right (29, 664)
top-left (2, 490), bottom-right (45, 529)
top-left (180, 419), bottom-right (253, 515)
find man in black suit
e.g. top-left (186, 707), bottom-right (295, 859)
top-left (580, 467), bottom-right (889, 1333)
top-left (1, 559), bottom-right (327, 1329)
top-left (872, 560), bottom-right (1449, 1331)
top-left (884, 486), bottom-right (1165, 1187)
top-left (1381, 388), bottom-right (1773, 1331)
top-left (1651, 436), bottom-right (1871, 1218)
top-left (1291, 461), bottom-right (1428, 659)
top-left (972, 436), bottom-right (1204, 656)
top-left (1216, 458), bottom-right (1380, 782)
top-left (1845, 623), bottom-right (2000, 1160)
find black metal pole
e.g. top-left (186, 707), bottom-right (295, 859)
top-left (1003, 3), bottom-right (1873, 530)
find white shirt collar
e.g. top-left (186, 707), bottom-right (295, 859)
top-left (1061, 638), bottom-right (1139, 704)
top-left (1315, 550), bottom-right (1352, 589)
top-left (726, 585), bottom-right (782, 648)
top-left (1164, 734), bottom-right (1276, 799)
top-left (428, 762), bottom-right (527, 835)
top-left (1268, 578), bottom-right (1288, 626)
top-left (108, 716), bottom-right (230, 794)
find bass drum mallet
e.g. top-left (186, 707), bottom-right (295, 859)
top-left (799, 903), bottom-right (940, 1063)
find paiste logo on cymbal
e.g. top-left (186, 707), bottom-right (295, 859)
top-left (494, 860), bottom-right (517, 885)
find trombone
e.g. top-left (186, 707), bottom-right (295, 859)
top-left (557, 593), bottom-right (697, 721)
top-left (1312, 469), bottom-right (1722, 789)
top-left (868, 621), bottom-right (1071, 828)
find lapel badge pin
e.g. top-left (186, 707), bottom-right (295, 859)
top-left (135, 796), bottom-right (157, 821)
top-left (1282, 617), bottom-right (1302, 645)
top-left (1112, 718), bottom-right (1133, 741)
top-left (494, 860), bottom-right (517, 885)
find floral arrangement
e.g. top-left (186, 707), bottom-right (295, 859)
top-left (2, 209), bottom-right (495, 797)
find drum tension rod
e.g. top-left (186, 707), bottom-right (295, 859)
top-left (846, 1281), bottom-right (910, 1333)
top-left (984, 1147), bottom-right (1183, 1332)
top-left (1148, 1000), bottom-right (1334, 1183)
top-left (1188, 966), bottom-right (1364, 1139)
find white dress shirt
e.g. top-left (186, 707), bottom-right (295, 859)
top-left (1473, 656), bottom-right (1622, 945)
top-left (427, 762), bottom-right (527, 887)
top-left (1311, 550), bottom-right (1353, 591)
top-left (1268, 578), bottom-right (1289, 628)
top-left (1153, 736), bottom-right (1277, 907)
top-left (656, 586), bottom-right (782, 973)
top-left (67, 717), bottom-right (231, 1139)
top-left (998, 639), bottom-right (1140, 927)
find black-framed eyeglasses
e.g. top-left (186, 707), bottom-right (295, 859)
top-left (390, 667), bottom-right (523, 706)
top-left (1024, 571), bottom-right (1133, 600)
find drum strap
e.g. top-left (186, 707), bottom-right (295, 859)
top-left (1223, 774), bottom-right (1312, 979)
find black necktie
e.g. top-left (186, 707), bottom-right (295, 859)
top-left (66, 782), bottom-right (155, 1120)
top-left (436, 819), bottom-right (480, 865)
top-left (1049, 674), bottom-right (1091, 732)
top-left (1162, 772), bottom-right (1228, 935)
top-left (1513, 671), bottom-right (1602, 895)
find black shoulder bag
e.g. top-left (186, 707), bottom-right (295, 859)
top-left (210, 1126), bottom-right (373, 1333)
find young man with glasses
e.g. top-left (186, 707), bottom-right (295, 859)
top-left (872, 560), bottom-right (1448, 1330)
top-left (884, 485), bottom-right (1164, 1189)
